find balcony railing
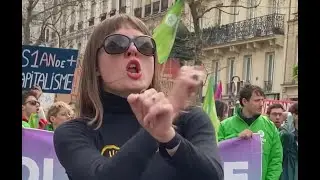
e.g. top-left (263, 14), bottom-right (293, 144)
top-left (202, 14), bottom-right (285, 46)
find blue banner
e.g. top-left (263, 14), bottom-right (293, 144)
top-left (22, 45), bottom-right (79, 94)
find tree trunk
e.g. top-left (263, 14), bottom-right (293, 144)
top-left (188, 2), bottom-right (203, 106)
top-left (23, 23), bottom-right (32, 45)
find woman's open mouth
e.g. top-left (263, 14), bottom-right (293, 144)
top-left (126, 59), bottom-right (142, 80)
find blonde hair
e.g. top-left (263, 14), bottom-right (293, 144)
top-left (79, 14), bottom-right (160, 129)
top-left (47, 101), bottom-right (73, 122)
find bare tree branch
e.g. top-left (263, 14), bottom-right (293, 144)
top-left (31, 0), bottom-right (41, 10)
top-left (217, 8), bottom-right (239, 16)
top-left (31, 0), bottom-right (81, 19)
top-left (197, 0), bottom-right (262, 19)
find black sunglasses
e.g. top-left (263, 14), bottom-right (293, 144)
top-left (101, 34), bottom-right (156, 56)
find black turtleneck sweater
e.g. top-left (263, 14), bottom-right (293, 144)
top-left (53, 92), bottom-right (223, 180)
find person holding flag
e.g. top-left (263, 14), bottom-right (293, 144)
top-left (54, 2), bottom-right (223, 180)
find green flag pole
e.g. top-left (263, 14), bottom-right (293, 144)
top-left (152, 0), bottom-right (185, 64)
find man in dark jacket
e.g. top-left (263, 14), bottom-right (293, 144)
top-left (280, 102), bottom-right (298, 180)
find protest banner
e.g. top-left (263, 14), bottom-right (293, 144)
top-left (219, 134), bottom-right (262, 180)
top-left (262, 99), bottom-right (296, 114)
top-left (22, 45), bottom-right (79, 94)
top-left (22, 129), bottom-right (262, 180)
top-left (22, 128), bottom-right (67, 180)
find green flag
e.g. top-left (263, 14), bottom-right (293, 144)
top-left (152, 0), bottom-right (184, 64)
top-left (202, 75), bottom-right (220, 142)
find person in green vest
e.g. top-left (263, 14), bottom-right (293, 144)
top-left (218, 84), bottom-right (283, 180)
top-left (280, 102), bottom-right (298, 180)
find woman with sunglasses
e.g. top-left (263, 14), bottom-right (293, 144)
top-left (54, 14), bottom-right (223, 180)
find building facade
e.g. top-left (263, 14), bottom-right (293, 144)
top-left (281, 0), bottom-right (298, 101)
top-left (24, 0), bottom-right (298, 104)
top-left (188, 0), bottom-right (298, 104)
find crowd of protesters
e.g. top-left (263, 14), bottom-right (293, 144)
top-left (22, 85), bottom-right (75, 131)
top-left (216, 84), bottom-right (298, 180)
top-left (22, 83), bottom-right (297, 180)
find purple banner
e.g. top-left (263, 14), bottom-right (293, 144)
top-left (218, 134), bottom-right (262, 180)
top-left (22, 128), bottom-right (67, 180)
top-left (22, 129), bottom-right (262, 180)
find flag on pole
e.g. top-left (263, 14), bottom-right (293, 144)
top-left (152, 0), bottom-right (184, 64)
top-left (202, 75), bottom-right (220, 142)
top-left (214, 81), bottom-right (223, 100)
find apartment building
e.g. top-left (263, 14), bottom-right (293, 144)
top-left (184, 0), bottom-right (299, 102)
top-left (281, 0), bottom-right (298, 101)
top-left (23, 0), bottom-right (298, 104)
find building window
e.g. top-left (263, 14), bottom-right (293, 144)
top-left (71, 9), bottom-right (75, 23)
top-left (145, 0), bottom-right (151, 16)
top-left (79, 4), bottom-right (84, 22)
top-left (61, 13), bottom-right (67, 29)
top-left (217, 4), bottom-right (223, 26)
top-left (134, 7), bottom-right (142, 18)
top-left (88, 17), bottom-right (95, 26)
top-left (161, 0), bottom-right (168, 12)
top-left (227, 57), bottom-right (236, 82)
top-left (296, 35), bottom-right (298, 64)
top-left (69, 24), bottom-right (74, 33)
top-left (247, 0), bottom-right (255, 19)
top-left (111, 0), bottom-right (117, 16)
top-left (91, 1), bottom-right (96, 18)
top-left (51, 32), bottom-right (56, 39)
top-left (212, 61), bottom-right (220, 83)
top-left (102, 0), bottom-right (108, 13)
top-left (230, 1), bottom-right (238, 23)
top-left (78, 21), bottom-right (83, 30)
top-left (77, 42), bottom-right (81, 51)
top-left (269, 0), bottom-right (280, 14)
top-left (61, 28), bottom-right (66, 36)
top-left (153, 0), bottom-right (160, 14)
top-left (134, 0), bottom-right (142, 17)
top-left (119, 0), bottom-right (126, 14)
top-left (265, 52), bottom-right (275, 82)
top-left (68, 40), bottom-right (73, 49)
top-left (45, 29), bottom-right (50, 42)
top-left (243, 55), bottom-right (252, 82)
